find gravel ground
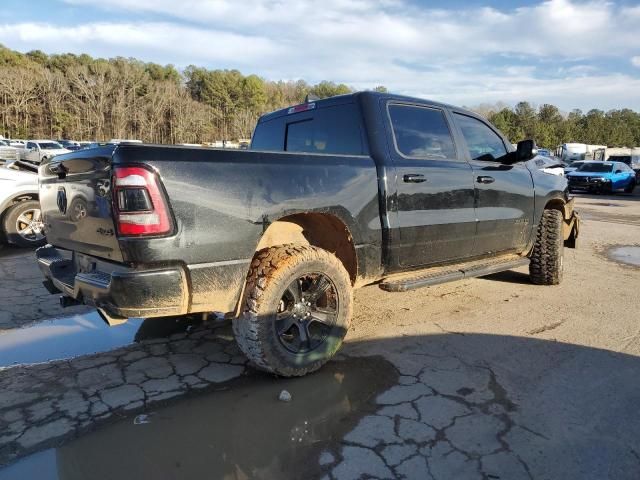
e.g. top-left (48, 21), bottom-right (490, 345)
top-left (0, 191), bottom-right (638, 479)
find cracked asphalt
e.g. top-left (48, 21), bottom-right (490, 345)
top-left (0, 192), bottom-right (639, 479)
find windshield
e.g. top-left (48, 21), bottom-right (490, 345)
top-left (568, 161), bottom-right (583, 167)
top-left (576, 163), bottom-right (613, 173)
top-left (37, 142), bottom-right (63, 149)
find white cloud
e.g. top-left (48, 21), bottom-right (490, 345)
top-left (0, 0), bottom-right (638, 110)
top-left (0, 22), bottom-right (280, 65)
top-left (632, 56), bottom-right (640, 68)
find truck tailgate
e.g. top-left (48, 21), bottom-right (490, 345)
top-left (39, 146), bottom-right (124, 262)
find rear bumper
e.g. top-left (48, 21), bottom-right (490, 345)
top-left (36, 245), bottom-right (188, 320)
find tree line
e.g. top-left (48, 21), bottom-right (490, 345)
top-left (477, 101), bottom-right (640, 149)
top-left (0, 45), bottom-right (378, 143)
top-left (0, 44), bottom-right (638, 147)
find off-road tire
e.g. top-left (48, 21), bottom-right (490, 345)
top-left (529, 209), bottom-right (564, 285)
top-left (233, 245), bottom-right (352, 377)
top-left (2, 200), bottom-right (46, 248)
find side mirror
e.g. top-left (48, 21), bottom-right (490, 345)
top-left (516, 139), bottom-right (537, 162)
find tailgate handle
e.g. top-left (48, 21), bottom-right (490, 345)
top-left (403, 174), bottom-right (427, 183)
top-left (476, 175), bottom-right (495, 184)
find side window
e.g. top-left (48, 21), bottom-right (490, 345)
top-left (388, 104), bottom-right (456, 159)
top-left (454, 113), bottom-right (508, 162)
top-left (284, 104), bottom-right (363, 155)
top-left (27, 142), bottom-right (35, 149)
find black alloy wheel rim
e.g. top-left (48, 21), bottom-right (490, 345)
top-left (275, 273), bottom-right (339, 354)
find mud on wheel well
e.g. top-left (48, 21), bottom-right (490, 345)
top-left (545, 198), bottom-right (566, 216)
top-left (254, 213), bottom-right (358, 284)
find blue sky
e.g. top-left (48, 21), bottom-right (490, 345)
top-left (1, 0), bottom-right (639, 111)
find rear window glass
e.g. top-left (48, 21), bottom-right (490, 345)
top-left (388, 104), bottom-right (456, 159)
top-left (284, 104), bottom-right (363, 155)
top-left (250, 117), bottom-right (285, 151)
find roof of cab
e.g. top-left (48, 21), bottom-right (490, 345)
top-left (256, 91), bottom-right (467, 123)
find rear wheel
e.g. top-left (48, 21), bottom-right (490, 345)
top-left (233, 245), bottom-right (352, 377)
top-left (529, 209), bottom-right (564, 285)
top-left (2, 200), bottom-right (46, 248)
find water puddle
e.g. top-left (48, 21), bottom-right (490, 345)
top-left (0, 355), bottom-right (398, 480)
top-left (0, 311), bottom-right (202, 369)
top-left (607, 245), bottom-right (640, 267)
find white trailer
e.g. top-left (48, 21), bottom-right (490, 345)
top-left (556, 143), bottom-right (607, 162)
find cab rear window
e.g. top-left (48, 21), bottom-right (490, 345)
top-left (251, 103), bottom-right (364, 156)
top-left (285, 104), bottom-right (363, 155)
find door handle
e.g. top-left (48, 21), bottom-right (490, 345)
top-left (476, 176), bottom-right (495, 184)
top-left (403, 174), bottom-right (427, 183)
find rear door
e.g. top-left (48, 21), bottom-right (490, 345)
top-left (386, 102), bottom-right (476, 269)
top-left (39, 146), bottom-right (124, 262)
top-left (451, 112), bottom-right (534, 256)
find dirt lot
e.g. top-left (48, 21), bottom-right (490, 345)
top-left (0, 192), bottom-right (638, 480)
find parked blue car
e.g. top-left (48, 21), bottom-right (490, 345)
top-left (567, 161), bottom-right (636, 194)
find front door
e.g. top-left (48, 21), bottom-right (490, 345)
top-left (452, 112), bottom-right (534, 255)
top-left (386, 103), bottom-right (476, 269)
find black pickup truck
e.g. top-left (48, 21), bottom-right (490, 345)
top-left (37, 91), bottom-right (579, 376)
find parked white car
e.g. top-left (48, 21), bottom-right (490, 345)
top-left (20, 140), bottom-right (71, 164)
top-left (0, 163), bottom-right (46, 247)
top-left (532, 155), bottom-right (566, 176)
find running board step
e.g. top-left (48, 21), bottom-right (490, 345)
top-left (379, 255), bottom-right (530, 292)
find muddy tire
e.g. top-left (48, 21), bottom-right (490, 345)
top-left (233, 245), bottom-right (352, 377)
top-left (529, 209), bottom-right (564, 285)
top-left (2, 200), bottom-right (46, 248)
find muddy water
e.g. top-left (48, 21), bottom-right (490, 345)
top-left (0, 311), bottom-right (202, 369)
top-left (0, 356), bottom-right (397, 480)
top-left (607, 246), bottom-right (640, 267)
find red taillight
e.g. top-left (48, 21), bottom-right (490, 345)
top-left (112, 166), bottom-right (172, 236)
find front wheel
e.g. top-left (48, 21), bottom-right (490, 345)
top-left (233, 245), bottom-right (352, 377)
top-left (529, 209), bottom-right (564, 285)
